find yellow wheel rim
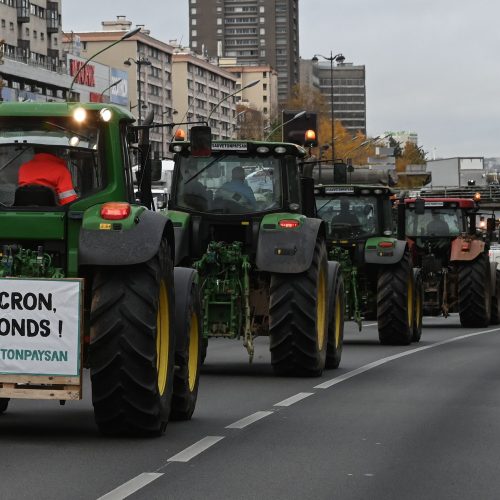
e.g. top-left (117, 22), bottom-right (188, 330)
top-left (156, 280), bottom-right (169, 396)
top-left (334, 292), bottom-right (341, 348)
top-left (415, 286), bottom-right (422, 329)
top-left (188, 311), bottom-right (199, 392)
top-left (317, 268), bottom-right (327, 351)
top-left (407, 277), bottom-right (414, 328)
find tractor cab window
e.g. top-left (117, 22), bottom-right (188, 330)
top-left (174, 154), bottom-right (283, 214)
top-left (406, 208), bottom-right (463, 237)
top-left (316, 195), bottom-right (378, 238)
top-left (0, 117), bottom-right (104, 207)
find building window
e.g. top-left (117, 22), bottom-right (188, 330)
top-left (263, 83), bottom-right (267, 90)
top-left (25, 28), bottom-right (29, 37)
top-left (9, 22), bottom-right (13, 31)
top-left (191, 7), bottom-right (196, 14)
top-left (192, 40), bottom-right (198, 48)
top-left (0, 19), bottom-right (4, 28)
top-left (191, 18), bottom-right (196, 25)
top-left (191, 29), bottom-right (197, 36)
top-left (40, 32), bottom-right (44, 41)
top-left (260, 28), bottom-right (265, 35)
top-left (33, 30), bottom-right (37, 39)
top-left (54, 37), bottom-right (58, 46)
top-left (217, 18), bottom-right (222, 25)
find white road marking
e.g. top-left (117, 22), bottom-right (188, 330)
top-left (167, 436), bottom-right (224, 462)
top-left (226, 411), bottom-right (274, 429)
top-left (274, 392), bottom-right (314, 407)
top-left (97, 473), bottom-right (163, 500)
top-left (315, 326), bottom-right (500, 389)
top-left (364, 323), bottom-right (378, 327)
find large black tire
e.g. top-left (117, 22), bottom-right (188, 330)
top-left (377, 251), bottom-right (414, 345)
top-left (458, 254), bottom-right (491, 327)
top-left (490, 269), bottom-right (500, 325)
top-left (325, 262), bottom-right (344, 369)
top-left (170, 268), bottom-right (202, 421)
top-left (89, 240), bottom-right (175, 436)
top-left (0, 398), bottom-right (9, 414)
top-left (269, 239), bottom-right (329, 376)
top-left (412, 268), bottom-right (424, 342)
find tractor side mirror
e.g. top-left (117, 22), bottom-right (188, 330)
top-left (414, 197), bottom-right (425, 215)
top-left (151, 159), bottom-right (162, 182)
top-left (300, 176), bottom-right (316, 218)
top-left (487, 217), bottom-right (496, 234)
top-left (190, 126), bottom-right (212, 157)
top-left (127, 127), bottom-right (139, 145)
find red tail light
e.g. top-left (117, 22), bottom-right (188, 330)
top-left (378, 241), bottom-right (394, 248)
top-left (101, 202), bottom-right (131, 220)
top-left (279, 219), bottom-right (300, 229)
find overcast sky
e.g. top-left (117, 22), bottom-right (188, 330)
top-left (62, 0), bottom-right (500, 159)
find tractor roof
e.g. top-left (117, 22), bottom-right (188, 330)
top-left (314, 184), bottom-right (395, 196)
top-left (0, 101), bottom-right (135, 122)
top-left (170, 139), bottom-right (307, 158)
top-left (404, 197), bottom-right (476, 208)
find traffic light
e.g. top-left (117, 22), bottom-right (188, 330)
top-left (283, 111), bottom-right (318, 147)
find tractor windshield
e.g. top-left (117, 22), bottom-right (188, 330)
top-left (316, 195), bottom-right (379, 238)
top-left (406, 208), bottom-right (463, 237)
top-left (174, 154), bottom-right (283, 214)
top-left (0, 117), bottom-right (104, 207)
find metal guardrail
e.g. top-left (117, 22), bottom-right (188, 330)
top-left (420, 185), bottom-right (500, 203)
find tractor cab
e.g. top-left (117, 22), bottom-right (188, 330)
top-left (314, 185), bottom-right (394, 259)
top-left (169, 136), bottom-right (307, 262)
top-left (404, 198), bottom-right (474, 252)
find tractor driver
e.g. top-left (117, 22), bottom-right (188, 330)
top-left (219, 166), bottom-right (257, 209)
top-left (331, 198), bottom-right (361, 226)
top-left (426, 212), bottom-right (450, 236)
top-left (18, 148), bottom-right (78, 205)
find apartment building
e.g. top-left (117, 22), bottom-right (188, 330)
top-left (188, 0), bottom-right (299, 106)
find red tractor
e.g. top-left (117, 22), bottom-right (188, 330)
top-left (403, 197), bottom-right (500, 327)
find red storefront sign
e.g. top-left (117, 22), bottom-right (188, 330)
top-left (69, 59), bottom-right (95, 87)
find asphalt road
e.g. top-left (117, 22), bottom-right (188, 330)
top-left (2, 315), bottom-right (500, 500)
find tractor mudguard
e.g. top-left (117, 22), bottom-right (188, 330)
top-left (173, 267), bottom-right (198, 353)
top-left (450, 236), bottom-right (485, 262)
top-left (364, 238), bottom-right (407, 265)
top-left (79, 209), bottom-right (174, 266)
top-left (256, 216), bottom-right (324, 274)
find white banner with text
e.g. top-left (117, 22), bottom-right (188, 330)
top-left (0, 279), bottom-right (82, 376)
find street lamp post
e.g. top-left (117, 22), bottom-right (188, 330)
top-left (124, 57), bottom-right (152, 125)
top-left (99, 78), bottom-right (122, 102)
top-left (312, 52), bottom-right (345, 162)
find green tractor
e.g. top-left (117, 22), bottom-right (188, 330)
top-left (167, 129), bottom-right (344, 375)
top-left (314, 184), bottom-right (423, 345)
top-left (0, 101), bottom-right (202, 435)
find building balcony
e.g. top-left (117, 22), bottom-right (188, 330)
top-left (47, 2), bottom-right (60, 34)
top-left (16, 4), bottom-right (30, 23)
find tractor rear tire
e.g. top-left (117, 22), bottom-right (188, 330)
top-left (412, 268), bottom-right (424, 342)
top-left (458, 254), bottom-right (491, 327)
top-left (269, 239), bottom-right (329, 377)
top-left (0, 398), bottom-right (9, 414)
top-left (377, 251), bottom-right (414, 345)
top-left (89, 240), bottom-right (175, 436)
top-left (170, 268), bottom-right (202, 421)
top-left (326, 263), bottom-right (344, 369)
top-left (490, 270), bottom-right (500, 325)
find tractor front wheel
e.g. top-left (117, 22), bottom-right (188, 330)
top-left (170, 268), bottom-right (202, 421)
top-left (269, 239), bottom-right (329, 376)
top-left (458, 254), bottom-right (491, 327)
top-left (377, 251), bottom-right (414, 345)
top-left (89, 240), bottom-right (175, 436)
top-left (325, 263), bottom-right (344, 369)
top-left (412, 268), bottom-right (424, 342)
top-left (0, 398), bottom-right (9, 414)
